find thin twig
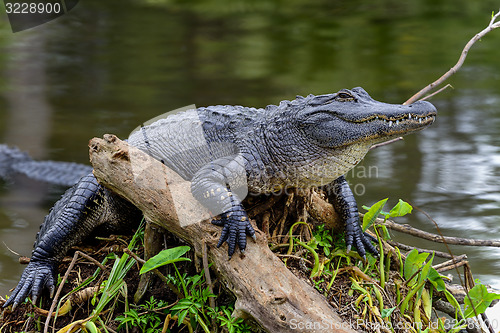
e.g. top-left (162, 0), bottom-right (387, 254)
top-left (75, 251), bottom-right (108, 272)
top-left (276, 254), bottom-right (313, 266)
top-left (370, 137), bottom-right (403, 150)
top-left (104, 325), bottom-right (119, 333)
top-left (44, 251), bottom-right (84, 333)
top-left (405, 10), bottom-right (500, 105)
top-left (434, 260), bottom-right (469, 273)
top-left (419, 84), bottom-right (453, 101)
top-left (380, 218), bottom-right (500, 247)
top-left (432, 254), bottom-right (468, 271)
top-left (202, 243), bottom-right (216, 310)
top-left (262, 212), bottom-right (271, 238)
top-left (385, 239), bottom-right (460, 259)
top-left (482, 312), bottom-right (496, 333)
top-left (3, 242), bottom-right (21, 256)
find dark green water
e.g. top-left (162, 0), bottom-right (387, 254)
top-left (1, 0), bottom-right (500, 303)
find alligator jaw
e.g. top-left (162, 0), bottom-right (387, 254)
top-left (335, 100), bottom-right (438, 146)
top-left (362, 112), bottom-right (436, 125)
top-left (365, 112), bottom-right (436, 134)
top-left (296, 87), bottom-right (437, 149)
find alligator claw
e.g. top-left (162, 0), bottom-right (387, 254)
top-left (49, 285), bottom-right (55, 299)
top-left (211, 218), bottom-right (225, 227)
top-left (345, 227), bottom-right (379, 259)
top-left (343, 215), bottom-right (378, 258)
top-left (212, 204), bottom-right (255, 258)
top-left (3, 259), bottom-right (56, 309)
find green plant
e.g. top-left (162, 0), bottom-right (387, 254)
top-left (209, 305), bottom-right (253, 333)
top-left (362, 201), bottom-right (445, 329)
top-left (58, 222), bottom-right (145, 331)
top-left (343, 198), bottom-right (500, 332)
top-left (115, 296), bottom-right (167, 332)
top-left (362, 198), bottom-right (412, 237)
top-left (169, 269), bottom-right (215, 332)
top-left (90, 231), bottom-right (141, 317)
top-left (116, 309), bottom-right (148, 331)
top-left (139, 245), bottom-right (217, 332)
top-left (464, 281), bottom-right (500, 319)
top-left (170, 293), bottom-right (212, 333)
top-left (140, 245), bottom-right (191, 296)
top-left (362, 198), bottom-right (413, 288)
top-left (312, 224), bottom-right (333, 256)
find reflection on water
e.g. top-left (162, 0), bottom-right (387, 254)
top-left (1, 0), bottom-right (500, 299)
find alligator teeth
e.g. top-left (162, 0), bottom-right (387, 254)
top-left (388, 120), bottom-right (393, 127)
top-left (395, 120), bottom-right (399, 125)
top-left (419, 118), bottom-right (422, 123)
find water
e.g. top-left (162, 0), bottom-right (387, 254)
top-left (1, 0), bottom-right (500, 307)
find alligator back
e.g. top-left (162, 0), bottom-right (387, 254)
top-left (127, 106), bottom-right (265, 181)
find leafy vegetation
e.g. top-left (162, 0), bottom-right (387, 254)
top-left (4, 198), bottom-right (498, 332)
top-left (115, 254), bottom-right (253, 333)
top-left (275, 198), bottom-right (500, 332)
top-left (10, 224), bottom-right (256, 333)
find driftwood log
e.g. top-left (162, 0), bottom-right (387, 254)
top-left (89, 134), bottom-right (358, 333)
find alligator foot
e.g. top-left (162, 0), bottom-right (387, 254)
top-left (4, 259), bottom-right (56, 309)
top-left (212, 204), bottom-right (256, 258)
top-left (328, 176), bottom-right (379, 260)
top-left (345, 219), bottom-right (379, 260)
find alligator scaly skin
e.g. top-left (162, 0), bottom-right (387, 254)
top-left (4, 87), bottom-right (437, 308)
top-left (4, 174), bottom-right (140, 306)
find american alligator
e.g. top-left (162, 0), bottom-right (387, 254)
top-left (3, 87), bottom-right (437, 308)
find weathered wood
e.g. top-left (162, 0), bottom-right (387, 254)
top-left (89, 134), bottom-right (358, 333)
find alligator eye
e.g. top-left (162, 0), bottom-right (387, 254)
top-left (335, 92), bottom-right (355, 102)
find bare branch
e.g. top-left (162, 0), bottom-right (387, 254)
top-left (419, 84), bottom-right (453, 101)
top-left (432, 254), bottom-right (468, 272)
top-left (381, 218), bottom-right (500, 247)
top-left (370, 137), bottom-right (403, 150)
top-left (384, 239), bottom-right (460, 259)
top-left (404, 10), bottom-right (500, 105)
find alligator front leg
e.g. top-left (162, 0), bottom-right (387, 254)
top-left (191, 156), bottom-right (256, 258)
top-left (326, 176), bottom-right (378, 259)
top-left (4, 173), bottom-right (137, 308)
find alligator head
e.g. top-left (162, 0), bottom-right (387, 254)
top-left (295, 87), bottom-right (437, 148)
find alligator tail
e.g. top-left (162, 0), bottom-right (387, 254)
top-left (0, 144), bottom-right (93, 187)
top-left (0, 144), bottom-right (32, 180)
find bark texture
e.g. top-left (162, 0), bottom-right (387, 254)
top-left (89, 134), bottom-right (358, 333)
